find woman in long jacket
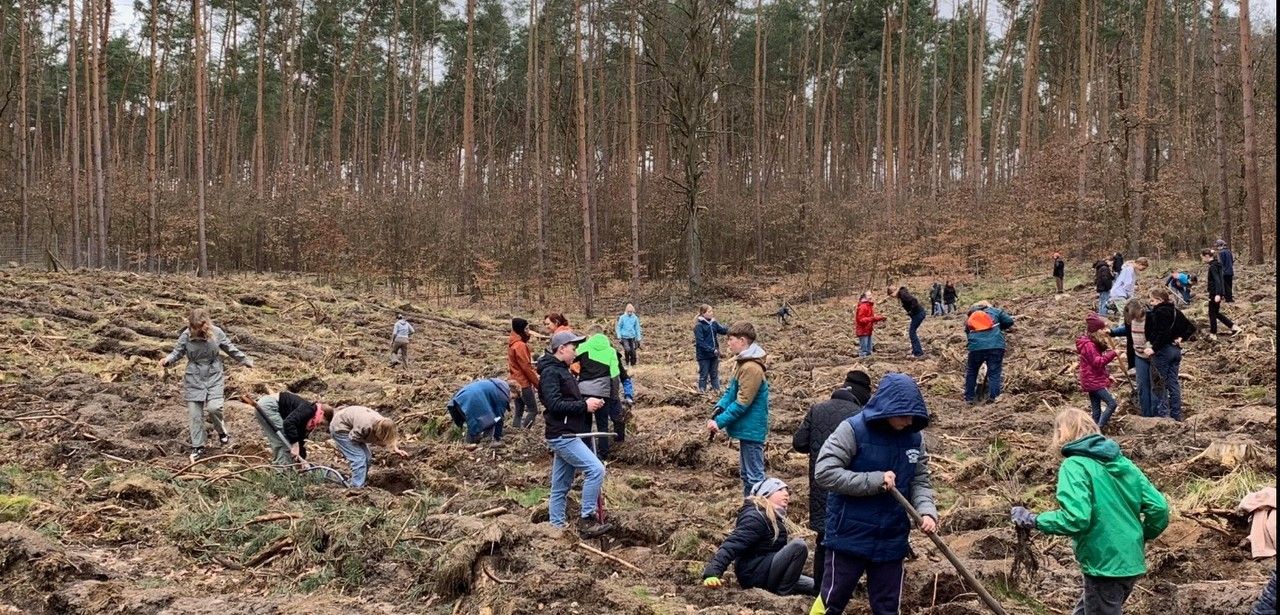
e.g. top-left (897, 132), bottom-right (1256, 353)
top-left (160, 308), bottom-right (254, 461)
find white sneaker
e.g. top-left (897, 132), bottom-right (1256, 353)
top-left (1208, 334), bottom-right (1218, 342)
top-left (1231, 325), bottom-right (1243, 335)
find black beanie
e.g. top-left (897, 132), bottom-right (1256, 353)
top-left (512, 318), bottom-right (529, 335)
top-left (841, 370), bottom-right (872, 405)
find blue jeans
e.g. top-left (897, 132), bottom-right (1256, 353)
top-left (858, 336), bottom-right (873, 357)
top-left (1134, 356), bottom-right (1155, 417)
top-left (908, 311), bottom-right (925, 356)
top-left (332, 433), bottom-right (372, 488)
top-left (739, 440), bottom-right (766, 497)
top-left (697, 357), bottom-right (721, 392)
top-left (1152, 345), bottom-right (1183, 421)
top-left (1097, 291), bottom-right (1110, 315)
top-left (932, 301), bottom-right (944, 316)
top-left (964, 348), bottom-right (1005, 402)
top-left (1089, 389), bottom-right (1117, 429)
top-left (546, 435), bottom-right (606, 528)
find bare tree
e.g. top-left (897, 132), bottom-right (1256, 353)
top-left (1127, 0), bottom-right (1159, 255)
top-left (68, 0), bottom-right (81, 268)
top-left (1237, 0), bottom-right (1263, 263)
top-left (194, 0), bottom-right (210, 276)
top-left (1211, 0), bottom-right (1231, 247)
top-left (574, 0), bottom-right (595, 315)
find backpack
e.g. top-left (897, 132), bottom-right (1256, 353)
top-left (966, 309), bottom-right (996, 333)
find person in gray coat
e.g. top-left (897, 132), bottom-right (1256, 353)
top-left (159, 308), bottom-right (254, 461)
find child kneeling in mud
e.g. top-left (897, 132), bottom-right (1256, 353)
top-left (811, 373), bottom-right (938, 615)
top-left (701, 477), bottom-right (815, 596)
top-left (1012, 408), bottom-right (1168, 615)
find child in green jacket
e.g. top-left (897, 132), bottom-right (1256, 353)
top-left (706, 322), bottom-right (770, 497)
top-left (1012, 408), bottom-right (1169, 615)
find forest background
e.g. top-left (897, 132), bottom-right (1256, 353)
top-left (0, 0), bottom-right (1275, 316)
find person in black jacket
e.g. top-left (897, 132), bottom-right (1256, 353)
top-left (1144, 288), bottom-right (1197, 421)
top-left (702, 477), bottom-right (815, 596)
top-left (1202, 248), bottom-right (1242, 339)
top-left (251, 390), bottom-right (330, 467)
top-left (791, 371), bottom-right (871, 591)
top-left (1094, 260), bottom-right (1116, 315)
top-left (889, 286), bottom-right (927, 357)
top-left (943, 280), bottom-right (958, 314)
top-left (1052, 252), bottom-right (1065, 294)
top-left (1111, 252), bottom-right (1124, 276)
top-left (538, 331), bottom-right (612, 538)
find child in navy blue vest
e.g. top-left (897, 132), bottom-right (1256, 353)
top-left (810, 373), bottom-right (938, 615)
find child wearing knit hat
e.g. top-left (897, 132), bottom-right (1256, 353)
top-left (1077, 313), bottom-right (1120, 429)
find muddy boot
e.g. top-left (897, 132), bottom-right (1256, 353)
top-left (577, 516), bottom-right (613, 539)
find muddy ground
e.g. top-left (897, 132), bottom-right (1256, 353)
top-left (0, 263), bottom-right (1274, 614)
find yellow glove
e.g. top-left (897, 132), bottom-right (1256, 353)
top-left (702, 576), bottom-right (722, 588)
top-left (809, 597), bottom-right (827, 615)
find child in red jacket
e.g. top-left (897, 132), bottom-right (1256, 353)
top-left (1077, 313), bottom-right (1119, 429)
top-left (854, 291), bottom-right (887, 357)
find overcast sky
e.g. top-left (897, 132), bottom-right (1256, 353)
top-left (110, 0), bottom-right (1277, 42)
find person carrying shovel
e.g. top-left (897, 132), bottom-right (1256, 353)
top-left (810, 373), bottom-right (937, 615)
top-left (1011, 408), bottom-right (1168, 615)
top-left (247, 390), bottom-right (332, 470)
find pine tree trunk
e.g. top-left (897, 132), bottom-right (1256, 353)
top-left (753, 0), bottom-right (765, 262)
top-left (1127, 0), bottom-right (1159, 256)
top-left (148, 0), bottom-right (159, 272)
top-left (1076, 0), bottom-right (1092, 211)
top-left (1211, 0), bottom-right (1231, 246)
top-left (1017, 0), bottom-right (1043, 168)
top-left (462, 0), bottom-right (479, 298)
top-left (629, 1), bottom-right (642, 299)
top-left (68, 0), bottom-right (81, 268)
top-left (574, 0), bottom-right (595, 316)
top-left (193, 0), bottom-right (209, 277)
top-left (17, 0), bottom-right (30, 262)
top-left (1237, 0), bottom-right (1263, 263)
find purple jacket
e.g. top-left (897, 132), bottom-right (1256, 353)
top-left (1076, 335), bottom-right (1117, 393)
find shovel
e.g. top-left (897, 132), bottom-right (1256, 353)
top-left (246, 396), bottom-right (348, 486)
top-left (887, 485), bottom-right (1008, 615)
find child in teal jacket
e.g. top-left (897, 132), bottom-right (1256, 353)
top-left (707, 322), bottom-right (770, 496)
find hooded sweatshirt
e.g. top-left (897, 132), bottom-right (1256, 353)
top-left (1076, 335), bottom-right (1118, 393)
top-left (712, 343), bottom-right (770, 443)
top-left (1036, 434), bottom-right (1169, 577)
top-left (1109, 263), bottom-right (1138, 301)
top-left (616, 313), bottom-right (642, 341)
top-left (575, 333), bottom-right (621, 398)
top-left (536, 352), bottom-right (591, 439)
top-left (448, 379), bottom-right (510, 437)
top-left (507, 333), bottom-right (539, 389)
top-left (855, 299), bottom-right (886, 337)
top-left (815, 373), bottom-right (936, 561)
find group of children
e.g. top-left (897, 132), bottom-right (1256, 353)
top-left (159, 249), bottom-right (1256, 613)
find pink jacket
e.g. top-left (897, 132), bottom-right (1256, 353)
top-left (1076, 335), bottom-right (1117, 393)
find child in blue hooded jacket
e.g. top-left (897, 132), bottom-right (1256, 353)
top-left (810, 373), bottom-right (938, 615)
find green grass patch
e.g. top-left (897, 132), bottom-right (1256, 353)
top-left (991, 578), bottom-right (1054, 615)
top-left (1176, 467), bottom-right (1273, 511)
top-left (510, 486), bottom-right (549, 508)
top-left (0, 494), bottom-right (35, 521)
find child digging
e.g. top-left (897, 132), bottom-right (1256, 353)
top-left (811, 373), bottom-right (938, 615)
top-left (329, 405), bottom-right (409, 488)
top-left (1012, 408), bottom-right (1169, 615)
top-left (1077, 313), bottom-right (1120, 429)
top-left (702, 477), bottom-right (816, 597)
top-left (707, 322), bottom-right (770, 497)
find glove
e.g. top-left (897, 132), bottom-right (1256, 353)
top-left (703, 576), bottom-right (722, 588)
top-left (1011, 506), bottom-right (1038, 530)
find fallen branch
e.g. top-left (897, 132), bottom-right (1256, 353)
top-left (475, 507), bottom-right (508, 518)
top-left (169, 454), bottom-right (269, 478)
top-left (575, 541), bottom-right (643, 572)
top-left (0, 414), bottom-right (79, 426)
top-left (1179, 511), bottom-right (1237, 540)
top-left (242, 537), bottom-right (295, 568)
top-left (230, 512), bottom-right (302, 531)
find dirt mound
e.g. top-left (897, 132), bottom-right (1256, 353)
top-left (0, 263), bottom-right (1275, 613)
